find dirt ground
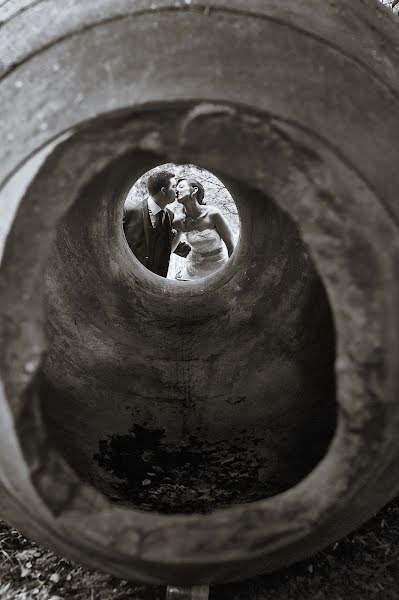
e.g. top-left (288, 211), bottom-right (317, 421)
top-left (1, 496), bottom-right (399, 600)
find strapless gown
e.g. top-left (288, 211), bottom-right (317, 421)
top-left (176, 228), bottom-right (228, 280)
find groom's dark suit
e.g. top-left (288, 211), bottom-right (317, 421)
top-left (123, 198), bottom-right (191, 277)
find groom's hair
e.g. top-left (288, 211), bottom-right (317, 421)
top-left (147, 170), bottom-right (175, 196)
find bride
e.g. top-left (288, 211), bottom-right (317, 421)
top-left (173, 178), bottom-right (235, 280)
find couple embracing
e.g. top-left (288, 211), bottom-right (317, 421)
top-left (123, 170), bottom-right (235, 280)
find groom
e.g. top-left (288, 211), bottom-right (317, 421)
top-left (123, 170), bottom-right (191, 277)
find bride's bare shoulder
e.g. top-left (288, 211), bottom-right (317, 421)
top-left (206, 205), bottom-right (222, 220)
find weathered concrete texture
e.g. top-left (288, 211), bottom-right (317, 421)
top-left (2, 1), bottom-right (399, 207)
top-left (38, 112), bottom-right (336, 507)
top-left (1, 100), bottom-right (397, 584)
top-left (1, 0), bottom-right (399, 587)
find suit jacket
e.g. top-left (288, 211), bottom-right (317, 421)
top-left (123, 198), bottom-right (191, 271)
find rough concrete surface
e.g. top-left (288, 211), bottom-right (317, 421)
top-left (1, 0), bottom-right (399, 588)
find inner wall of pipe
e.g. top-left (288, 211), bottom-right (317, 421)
top-left (39, 148), bottom-right (337, 514)
top-left (0, 134), bottom-right (72, 260)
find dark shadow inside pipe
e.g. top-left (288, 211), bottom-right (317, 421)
top-left (39, 148), bottom-right (337, 514)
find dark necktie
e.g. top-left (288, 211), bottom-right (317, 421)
top-left (156, 210), bottom-right (165, 230)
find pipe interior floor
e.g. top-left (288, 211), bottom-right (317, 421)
top-left (93, 424), bottom-right (289, 514)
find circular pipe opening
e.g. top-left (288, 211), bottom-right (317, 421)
top-left (1, 0), bottom-right (398, 579)
top-left (2, 102), bottom-right (396, 582)
top-left (37, 139), bottom-right (337, 515)
top-left (123, 163), bottom-right (240, 282)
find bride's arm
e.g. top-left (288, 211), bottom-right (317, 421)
top-left (172, 204), bottom-right (187, 233)
top-left (171, 207), bottom-right (190, 255)
top-left (212, 209), bottom-right (235, 257)
top-left (171, 217), bottom-right (186, 253)
top-left (172, 217), bottom-right (186, 233)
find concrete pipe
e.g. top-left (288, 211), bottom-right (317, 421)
top-left (1, 0), bottom-right (399, 586)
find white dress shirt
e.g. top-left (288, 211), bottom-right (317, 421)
top-left (147, 196), bottom-right (165, 228)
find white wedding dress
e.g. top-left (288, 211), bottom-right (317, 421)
top-left (176, 228), bottom-right (228, 280)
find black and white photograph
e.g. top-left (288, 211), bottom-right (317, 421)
top-left (1, 1), bottom-right (399, 599)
